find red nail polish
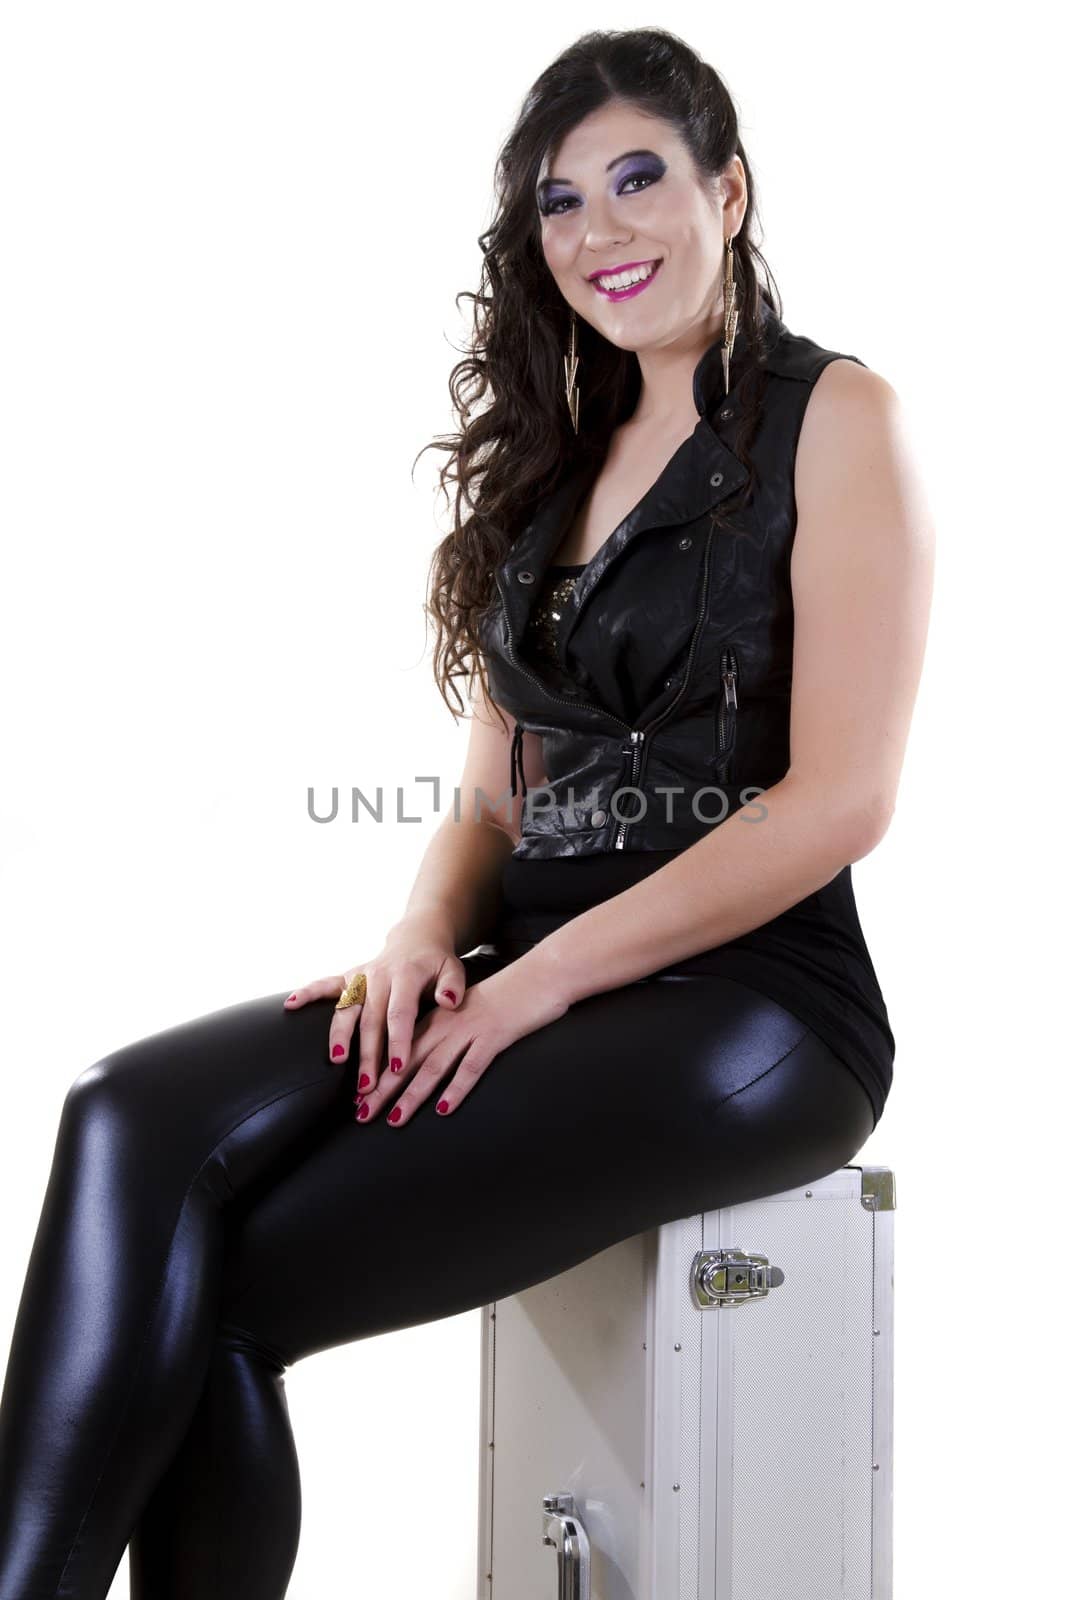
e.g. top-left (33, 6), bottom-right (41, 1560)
top-left (390, 1058), bottom-right (403, 1073)
top-left (285, 993), bottom-right (297, 1003)
top-left (353, 1093), bottom-right (364, 1106)
top-left (442, 989), bottom-right (457, 1003)
top-left (436, 1098), bottom-right (449, 1114)
top-left (387, 1106), bottom-right (402, 1124)
top-left (358, 1073), bottom-right (370, 1089)
top-left (357, 1102), bottom-right (370, 1120)
top-left (332, 1044), bottom-right (345, 1058)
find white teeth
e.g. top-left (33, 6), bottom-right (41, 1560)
top-left (596, 261), bottom-right (658, 292)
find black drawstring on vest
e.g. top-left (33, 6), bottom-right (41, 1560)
top-left (509, 721), bottom-right (528, 802)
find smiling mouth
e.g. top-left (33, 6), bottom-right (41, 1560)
top-left (590, 258), bottom-right (663, 300)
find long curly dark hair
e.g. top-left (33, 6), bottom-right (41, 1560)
top-left (417, 27), bottom-right (781, 732)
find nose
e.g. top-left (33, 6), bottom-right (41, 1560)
top-left (581, 198), bottom-right (631, 255)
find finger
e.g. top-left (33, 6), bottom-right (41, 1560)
top-left (283, 974), bottom-right (347, 1009)
top-left (393, 1004), bottom-right (443, 1080)
top-left (352, 1011), bottom-right (431, 1118)
top-left (353, 1005), bottom-right (445, 1119)
top-left (356, 1037), bottom-right (455, 1126)
top-left (428, 1045), bottom-right (493, 1118)
top-left (328, 968), bottom-right (367, 1065)
top-left (383, 973), bottom-right (424, 1082)
top-left (355, 978), bottom-right (390, 1095)
top-left (435, 955), bottom-right (467, 1010)
top-left (328, 1001), bottom-right (362, 1065)
top-left (352, 1058), bottom-right (404, 1121)
top-left (372, 1035), bottom-right (492, 1128)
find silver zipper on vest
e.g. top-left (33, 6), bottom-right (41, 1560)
top-left (716, 647), bottom-right (740, 757)
top-left (612, 729), bottom-right (646, 850)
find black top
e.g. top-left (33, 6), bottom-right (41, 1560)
top-left (489, 559), bottom-right (894, 1126)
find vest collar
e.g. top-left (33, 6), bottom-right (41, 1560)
top-left (496, 298), bottom-right (779, 654)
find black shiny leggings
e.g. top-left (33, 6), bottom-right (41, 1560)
top-left (0, 953), bottom-right (875, 1598)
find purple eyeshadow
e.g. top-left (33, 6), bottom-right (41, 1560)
top-left (612, 154), bottom-right (666, 191)
top-left (537, 150), bottom-right (667, 216)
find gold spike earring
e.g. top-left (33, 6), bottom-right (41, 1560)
top-left (564, 307), bottom-right (580, 432)
top-left (721, 233), bottom-right (739, 396)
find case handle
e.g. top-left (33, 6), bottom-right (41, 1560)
top-left (542, 1491), bottom-right (590, 1600)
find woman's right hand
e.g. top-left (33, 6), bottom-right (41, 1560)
top-left (282, 911), bottom-right (468, 1093)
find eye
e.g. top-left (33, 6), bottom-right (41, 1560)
top-left (619, 170), bottom-right (661, 196)
top-left (542, 195), bottom-right (579, 218)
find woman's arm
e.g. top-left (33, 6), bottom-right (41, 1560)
top-left (517, 359), bottom-right (936, 1007)
top-left (394, 674), bottom-right (547, 956)
top-left (290, 675), bottom-right (542, 1094)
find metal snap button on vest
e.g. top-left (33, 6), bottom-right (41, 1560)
top-left (664, 676), bottom-right (673, 688)
top-left (517, 570), bottom-right (535, 583)
top-left (590, 808), bottom-right (607, 828)
top-left (678, 535), bottom-right (692, 550)
top-left (719, 407), bottom-right (733, 420)
top-left (710, 471), bottom-right (724, 487)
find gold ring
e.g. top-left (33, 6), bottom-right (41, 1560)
top-left (335, 972), bottom-right (367, 1010)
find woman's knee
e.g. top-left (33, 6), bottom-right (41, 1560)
top-left (58, 1038), bottom-right (190, 1157)
top-left (53, 1000), bottom-right (349, 1207)
top-left (61, 1023), bottom-right (193, 1130)
top-left (59, 1053), bottom-right (141, 1147)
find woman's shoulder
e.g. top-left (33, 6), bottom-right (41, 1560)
top-left (760, 317), bottom-right (898, 450)
top-left (801, 353), bottom-right (900, 445)
top-left (793, 347), bottom-right (921, 558)
top-left (762, 313), bottom-right (890, 398)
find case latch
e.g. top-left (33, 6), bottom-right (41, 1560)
top-left (690, 1247), bottom-right (785, 1307)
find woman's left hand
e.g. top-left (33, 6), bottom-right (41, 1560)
top-left (352, 959), bottom-right (570, 1127)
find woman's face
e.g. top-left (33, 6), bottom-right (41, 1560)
top-left (536, 100), bottom-right (746, 356)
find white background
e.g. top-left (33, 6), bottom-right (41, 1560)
top-left (1, 2), bottom-right (1062, 1594)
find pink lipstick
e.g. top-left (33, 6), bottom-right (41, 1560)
top-left (589, 258), bottom-right (663, 302)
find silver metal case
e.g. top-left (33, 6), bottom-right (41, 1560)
top-left (477, 1163), bottom-right (895, 1599)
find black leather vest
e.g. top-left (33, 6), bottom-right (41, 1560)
top-left (482, 300), bottom-right (864, 858)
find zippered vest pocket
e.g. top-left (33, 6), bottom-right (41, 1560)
top-left (714, 644), bottom-right (741, 782)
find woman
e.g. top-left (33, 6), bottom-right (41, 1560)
top-left (0, 27), bottom-right (932, 1598)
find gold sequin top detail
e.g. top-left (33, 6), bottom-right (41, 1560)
top-left (525, 563), bottom-right (586, 668)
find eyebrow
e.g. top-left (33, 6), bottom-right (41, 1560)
top-left (536, 148), bottom-right (662, 202)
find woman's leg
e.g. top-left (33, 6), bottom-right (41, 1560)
top-left (127, 963), bottom-right (876, 1597)
top-left (0, 989), bottom-right (355, 1599)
